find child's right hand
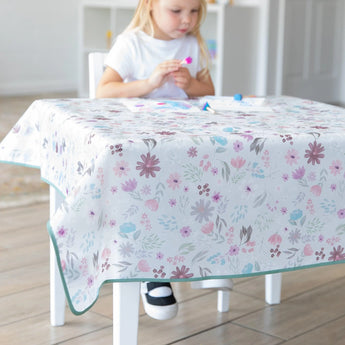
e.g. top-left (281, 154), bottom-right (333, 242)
top-left (148, 60), bottom-right (181, 90)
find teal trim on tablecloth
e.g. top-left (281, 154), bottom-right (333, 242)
top-left (0, 159), bottom-right (40, 170)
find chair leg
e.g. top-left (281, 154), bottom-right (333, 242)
top-left (265, 273), bottom-right (282, 305)
top-left (49, 186), bottom-right (66, 326)
top-left (113, 282), bottom-right (140, 345)
top-left (217, 290), bottom-right (230, 312)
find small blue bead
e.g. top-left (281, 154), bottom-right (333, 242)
top-left (234, 93), bottom-right (243, 101)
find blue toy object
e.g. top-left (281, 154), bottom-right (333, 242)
top-left (234, 93), bottom-right (243, 101)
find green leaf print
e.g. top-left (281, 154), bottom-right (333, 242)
top-left (142, 234), bottom-right (164, 250)
top-left (179, 243), bottom-right (196, 255)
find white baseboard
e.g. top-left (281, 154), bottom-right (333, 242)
top-left (0, 80), bottom-right (77, 96)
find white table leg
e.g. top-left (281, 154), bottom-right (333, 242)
top-left (49, 186), bottom-right (66, 326)
top-left (265, 273), bottom-right (282, 305)
top-left (113, 282), bottom-right (140, 345)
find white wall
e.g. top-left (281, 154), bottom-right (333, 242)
top-left (0, 0), bottom-right (79, 95)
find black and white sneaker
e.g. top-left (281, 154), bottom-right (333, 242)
top-left (140, 282), bottom-right (178, 320)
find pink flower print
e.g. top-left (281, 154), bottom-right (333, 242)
top-left (167, 173), bottom-right (182, 190)
top-left (110, 186), bottom-right (118, 194)
top-left (233, 140), bottom-right (243, 152)
top-left (292, 166), bottom-right (305, 180)
top-left (201, 222), bottom-right (214, 234)
top-left (282, 174), bottom-right (289, 182)
top-left (241, 133), bottom-right (254, 141)
top-left (203, 161), bottom-right (211, 172)
top-left (244, 184), bottom-right (253, 195)
top-left (281, 207), bottom-right (287, 215)
top-left (61, 259), bottom-right (66, 272)
top-left (212, 192), bottom-right (222, 203)
top-left (231, 156), bottom-right (246, 169)
top-left (330, 184), bottom-right (336, 192)
top-left (145, 199), bottom-right (159, 211)
top-left (337, 209), bottom-right (345, 219)
top-left (329, 160), bottom-right (342, 176)
top-left (109, 219), bottom-right (116, 227)
top-left (170, 265), bottom-right (194, 279)
top-left (304, 141), bottom-right (325, 165)
top-left (229, 245), bottom-right (240, 256)
top-left (138, 259), bottom-right (150, 272)
top-left (303, 244), bottom-right (313, 256)
top-left (308, 171), bottom-right (316, 181)
top-left (180, 226), bottom-right (192, 237)
top-left (121, 178), bottom-right (137, 192)
top-left (169, 199), bottom-right (177, 207)
top-left (102, 247), bottom-right (111, 260)
top-left (310, 184), bottom-right (322, 196)
top-left (156, 252), bottom-right (164, 260)
top-left (329, 245), bottom-right (345, 261)
top-left (187, 147), bottom-right (197, 157)
top-left (136, 153), bottom-right (161, 178)
top-left (141, 185), bottom-right (151, 195)
top-left (285, 149), bottom-right (299, 165)
top-left (113, 160), bottom-right (130, 177)
top-left (211, 167), bottom-right (218, 176)
top-left (57, 226), bottom-right (67, 237)
top-left (87, 275), bottom-right (94, 287)
top-left (268, 233), bottom-right (282, 245)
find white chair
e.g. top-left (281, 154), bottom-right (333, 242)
top-left (88, 52), bottom-right (108, 99)
top-left (49, 52), bottom-right (282, 345)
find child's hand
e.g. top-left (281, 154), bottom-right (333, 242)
top-left (148, 60), bottom-right (181, 90)
top-left (171, 67), bottom-right (192, 91)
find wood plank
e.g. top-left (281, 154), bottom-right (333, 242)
top-left (0, 311), bottom-right (111, 345)
top-left (0, 202), bottom-right (49, 233)
top-left (0, 262), bottom-right (49, 297)
top-left (283, 315), bottom-right (345, 345)
top-left (0, 242), bottom-right (49, 272)
top-left (234, 276), bottom-right (345, 340)
top-left (174, 322), bottom-right (283, 345)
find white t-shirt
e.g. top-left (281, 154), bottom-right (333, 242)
top-left (105, 29), bottom-right (202, 99)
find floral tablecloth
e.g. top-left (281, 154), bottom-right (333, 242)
top-left (1, 96), bottom-right (345, 314)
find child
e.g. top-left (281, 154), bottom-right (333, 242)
top-left (96, 0), bottom-right (214, 99)
top-left (97, 0), bottom-right (231, 321)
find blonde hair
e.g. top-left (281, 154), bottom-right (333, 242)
top-left (125, 0), bottom-right (210, 77)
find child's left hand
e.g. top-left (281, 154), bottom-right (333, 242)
top-left (171, 67), bottom-right (192, 91)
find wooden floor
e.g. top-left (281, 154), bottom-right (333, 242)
top-left (1, 202), bottom-right (345, 344)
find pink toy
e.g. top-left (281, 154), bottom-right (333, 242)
top-left (180, 56), bottom-right (192, 65)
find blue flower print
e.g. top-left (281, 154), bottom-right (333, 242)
top-left (242, 263), bottom-right (253, 274)
top-left (212, 136), bottom-right (228, 146)
top-left (120, 222), bottom-right (136, 234)
top-left (290, 209), bottom-right (303, 221)
top-left (223, 127), bottom-right (234, 133)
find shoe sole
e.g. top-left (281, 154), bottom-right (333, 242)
top-left (141, 292), bottom-right (178, 320)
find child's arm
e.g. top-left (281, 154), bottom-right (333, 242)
top-left (96, 60), bottom-right (181, 98)
top-left (172, 68), bottom-right (215, 97)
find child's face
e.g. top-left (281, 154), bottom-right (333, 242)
top-left (150, 0), bottom-right (200, 40)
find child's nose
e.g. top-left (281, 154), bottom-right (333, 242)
top-left (182, 13), bottom-right (192, 24)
